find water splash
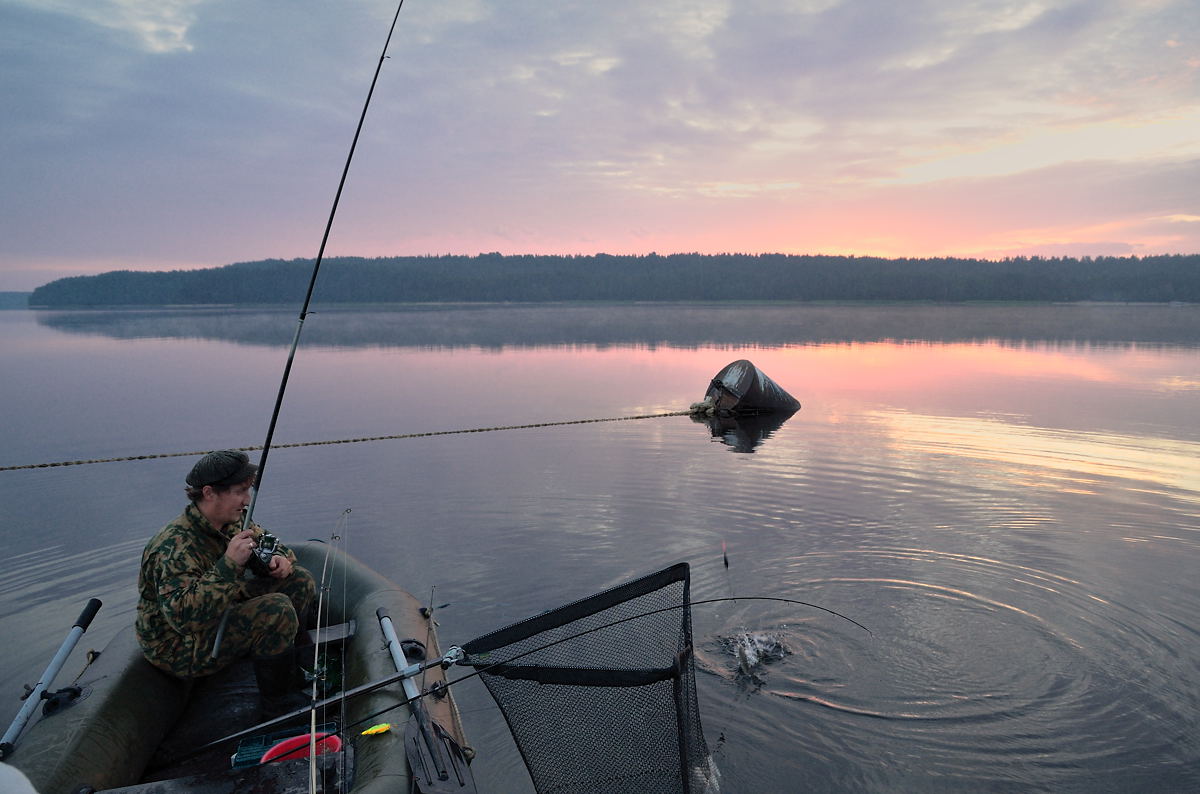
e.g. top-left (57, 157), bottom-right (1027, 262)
top-left (718, 631), bottom-right (791, 682)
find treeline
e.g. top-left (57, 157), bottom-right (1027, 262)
top-left (28, 253), bottom-right (1200, 306)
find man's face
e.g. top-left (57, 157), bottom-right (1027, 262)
top-left (204, 481), bottom-right (253, 528)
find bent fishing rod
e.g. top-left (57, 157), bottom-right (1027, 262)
top-left (245, 0), bottom-right (407, 529)
top-left (183, 594), bottom-right (872, 759)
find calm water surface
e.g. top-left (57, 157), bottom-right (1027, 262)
top-left (1, 304), bottom-right (1198, 792)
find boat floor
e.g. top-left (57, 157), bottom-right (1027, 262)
top-left (100, 654), bottom-right (353, 793)
top-left (100, 750), bottom-right (350, 794)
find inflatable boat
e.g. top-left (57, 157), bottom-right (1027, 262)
top-left (3, 541), bottom-right (474, 793)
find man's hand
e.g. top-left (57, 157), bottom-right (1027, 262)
top-left (267, 554), bottom-right (293, 579)
top-left (225, 529), bottom-right (256, 566)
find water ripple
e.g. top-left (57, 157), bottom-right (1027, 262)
top-left (694, 545), bottom-right (1197, 787)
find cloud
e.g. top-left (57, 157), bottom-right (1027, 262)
top-left (0, 0), bottom-right (1197, 289)
top-left (5, 0), bottom-right (204, 53)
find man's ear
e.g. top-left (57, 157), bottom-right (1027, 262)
top-left (200, 485), bottom-right (215, 501)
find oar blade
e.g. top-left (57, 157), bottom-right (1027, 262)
top-left (404, 710), bottom-right (477, 793)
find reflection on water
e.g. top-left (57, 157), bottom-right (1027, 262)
top-left (33, 302), bottom-right (1200, 348)
top-left (692, 410), bottom-right (797, 453)
top-left (1, 305), bottom-right (1198, 792)
top-left (873, 410), bottom-right (1200, 516)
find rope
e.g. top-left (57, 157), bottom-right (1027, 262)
top-left (0, 411), bottom-right (695, 473)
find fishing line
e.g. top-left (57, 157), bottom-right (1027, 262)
top-left (719, 541), bottom-right (766, 678)
top-left (441, 594), bottom-right (872, 693)
top-left (309, 518), bottom-right (354, 788)
top-left (419, 585), bottom-right (437, 703)
top-left (245, 0), bottom-right (408, 529)
top-left (305, 515), bottom-right (347, 791)
top-left (182, 593), bottom-right (869, 760)
top-left (338, 593), bottom-right (873, 757)
top-left (336, 516), bottom-right (351, 770)
top-left (412, 585), bottom-right (442, 794)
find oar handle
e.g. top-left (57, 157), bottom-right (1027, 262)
top-left (75, 598), bottom-right (102, 630)
top-left (1, 597), bottom-right (102, 759)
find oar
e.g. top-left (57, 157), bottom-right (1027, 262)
top-left (0, 598), bottom-right (102, 760)
top-left (378, 607), bottom-right (476, 793)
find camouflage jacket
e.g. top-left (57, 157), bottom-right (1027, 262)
top-left (135, 503), bottom-right (297, 676)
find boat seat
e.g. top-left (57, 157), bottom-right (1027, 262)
top-left (305, 620), bottom-right (356, 647)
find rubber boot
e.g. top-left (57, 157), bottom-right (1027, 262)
top-left (253, 646), bottom-right (310, 720)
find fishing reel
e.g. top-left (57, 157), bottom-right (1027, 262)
top-left (246, 531), bottom-right (280, 577)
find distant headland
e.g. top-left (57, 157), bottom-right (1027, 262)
top-left (26, 253), bottom-right (1200, 307)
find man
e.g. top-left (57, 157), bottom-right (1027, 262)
top-left (136, 450), bottom-right (315, 714)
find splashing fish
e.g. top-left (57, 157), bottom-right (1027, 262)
top-left (724, 631), bottom-right (791, 678)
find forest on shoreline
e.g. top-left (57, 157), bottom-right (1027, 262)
top-left (26, 252), bottom-right (1200, 307)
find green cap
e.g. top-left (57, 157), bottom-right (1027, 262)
top-left (186, 450), bottom-right (258, 489)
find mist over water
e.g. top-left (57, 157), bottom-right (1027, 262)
top-left (1, 303), bottom-right (1197, 792)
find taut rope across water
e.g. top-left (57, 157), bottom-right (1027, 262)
top-left (0, 410), bottom-right (693, 472)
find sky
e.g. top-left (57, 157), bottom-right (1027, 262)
top-left (1, 0), bottom-right (1198, 291)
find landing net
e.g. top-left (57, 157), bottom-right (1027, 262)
top-left (460, 563), bottom-right (715, 793)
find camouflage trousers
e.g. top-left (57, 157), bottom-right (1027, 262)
top-left (189, 565), bottom-right (316, 678)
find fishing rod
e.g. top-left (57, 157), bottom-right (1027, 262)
top-left (305, 521), bottom-right (347, 793)
top-left (182, 594), bottom-right (871, 759)
top-left (3, 0), bottom-right (409, 752)
top-left (338, 593), bottom-right (873, 740)
top-left (245, 0), bottom-right (408, 529)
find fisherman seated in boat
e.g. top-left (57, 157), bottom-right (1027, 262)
top-left (135, 450), bottom-right (316, 715)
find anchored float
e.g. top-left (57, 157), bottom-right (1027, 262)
top-left (690, 360), bottom-right (801, 452)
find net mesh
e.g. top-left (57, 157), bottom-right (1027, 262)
top-left (460, 563), bottom-right (715, 794)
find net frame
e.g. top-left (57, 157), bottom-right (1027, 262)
top-left (461, 563), bottom-right (713, 794)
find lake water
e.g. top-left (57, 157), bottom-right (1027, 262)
top-left (1, 303), bottom-right (1198, 792)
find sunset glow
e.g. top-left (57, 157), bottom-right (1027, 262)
top-left (2, 0), bottom-right (1198, 290)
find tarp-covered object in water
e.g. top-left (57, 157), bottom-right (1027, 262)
top-left (703, 359), bottom-right (800, 415)
top-left (460, 563), bottom-right (715, 793)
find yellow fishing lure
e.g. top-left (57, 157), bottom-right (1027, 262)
top-left (361, 723), bottom-right (392, 736)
